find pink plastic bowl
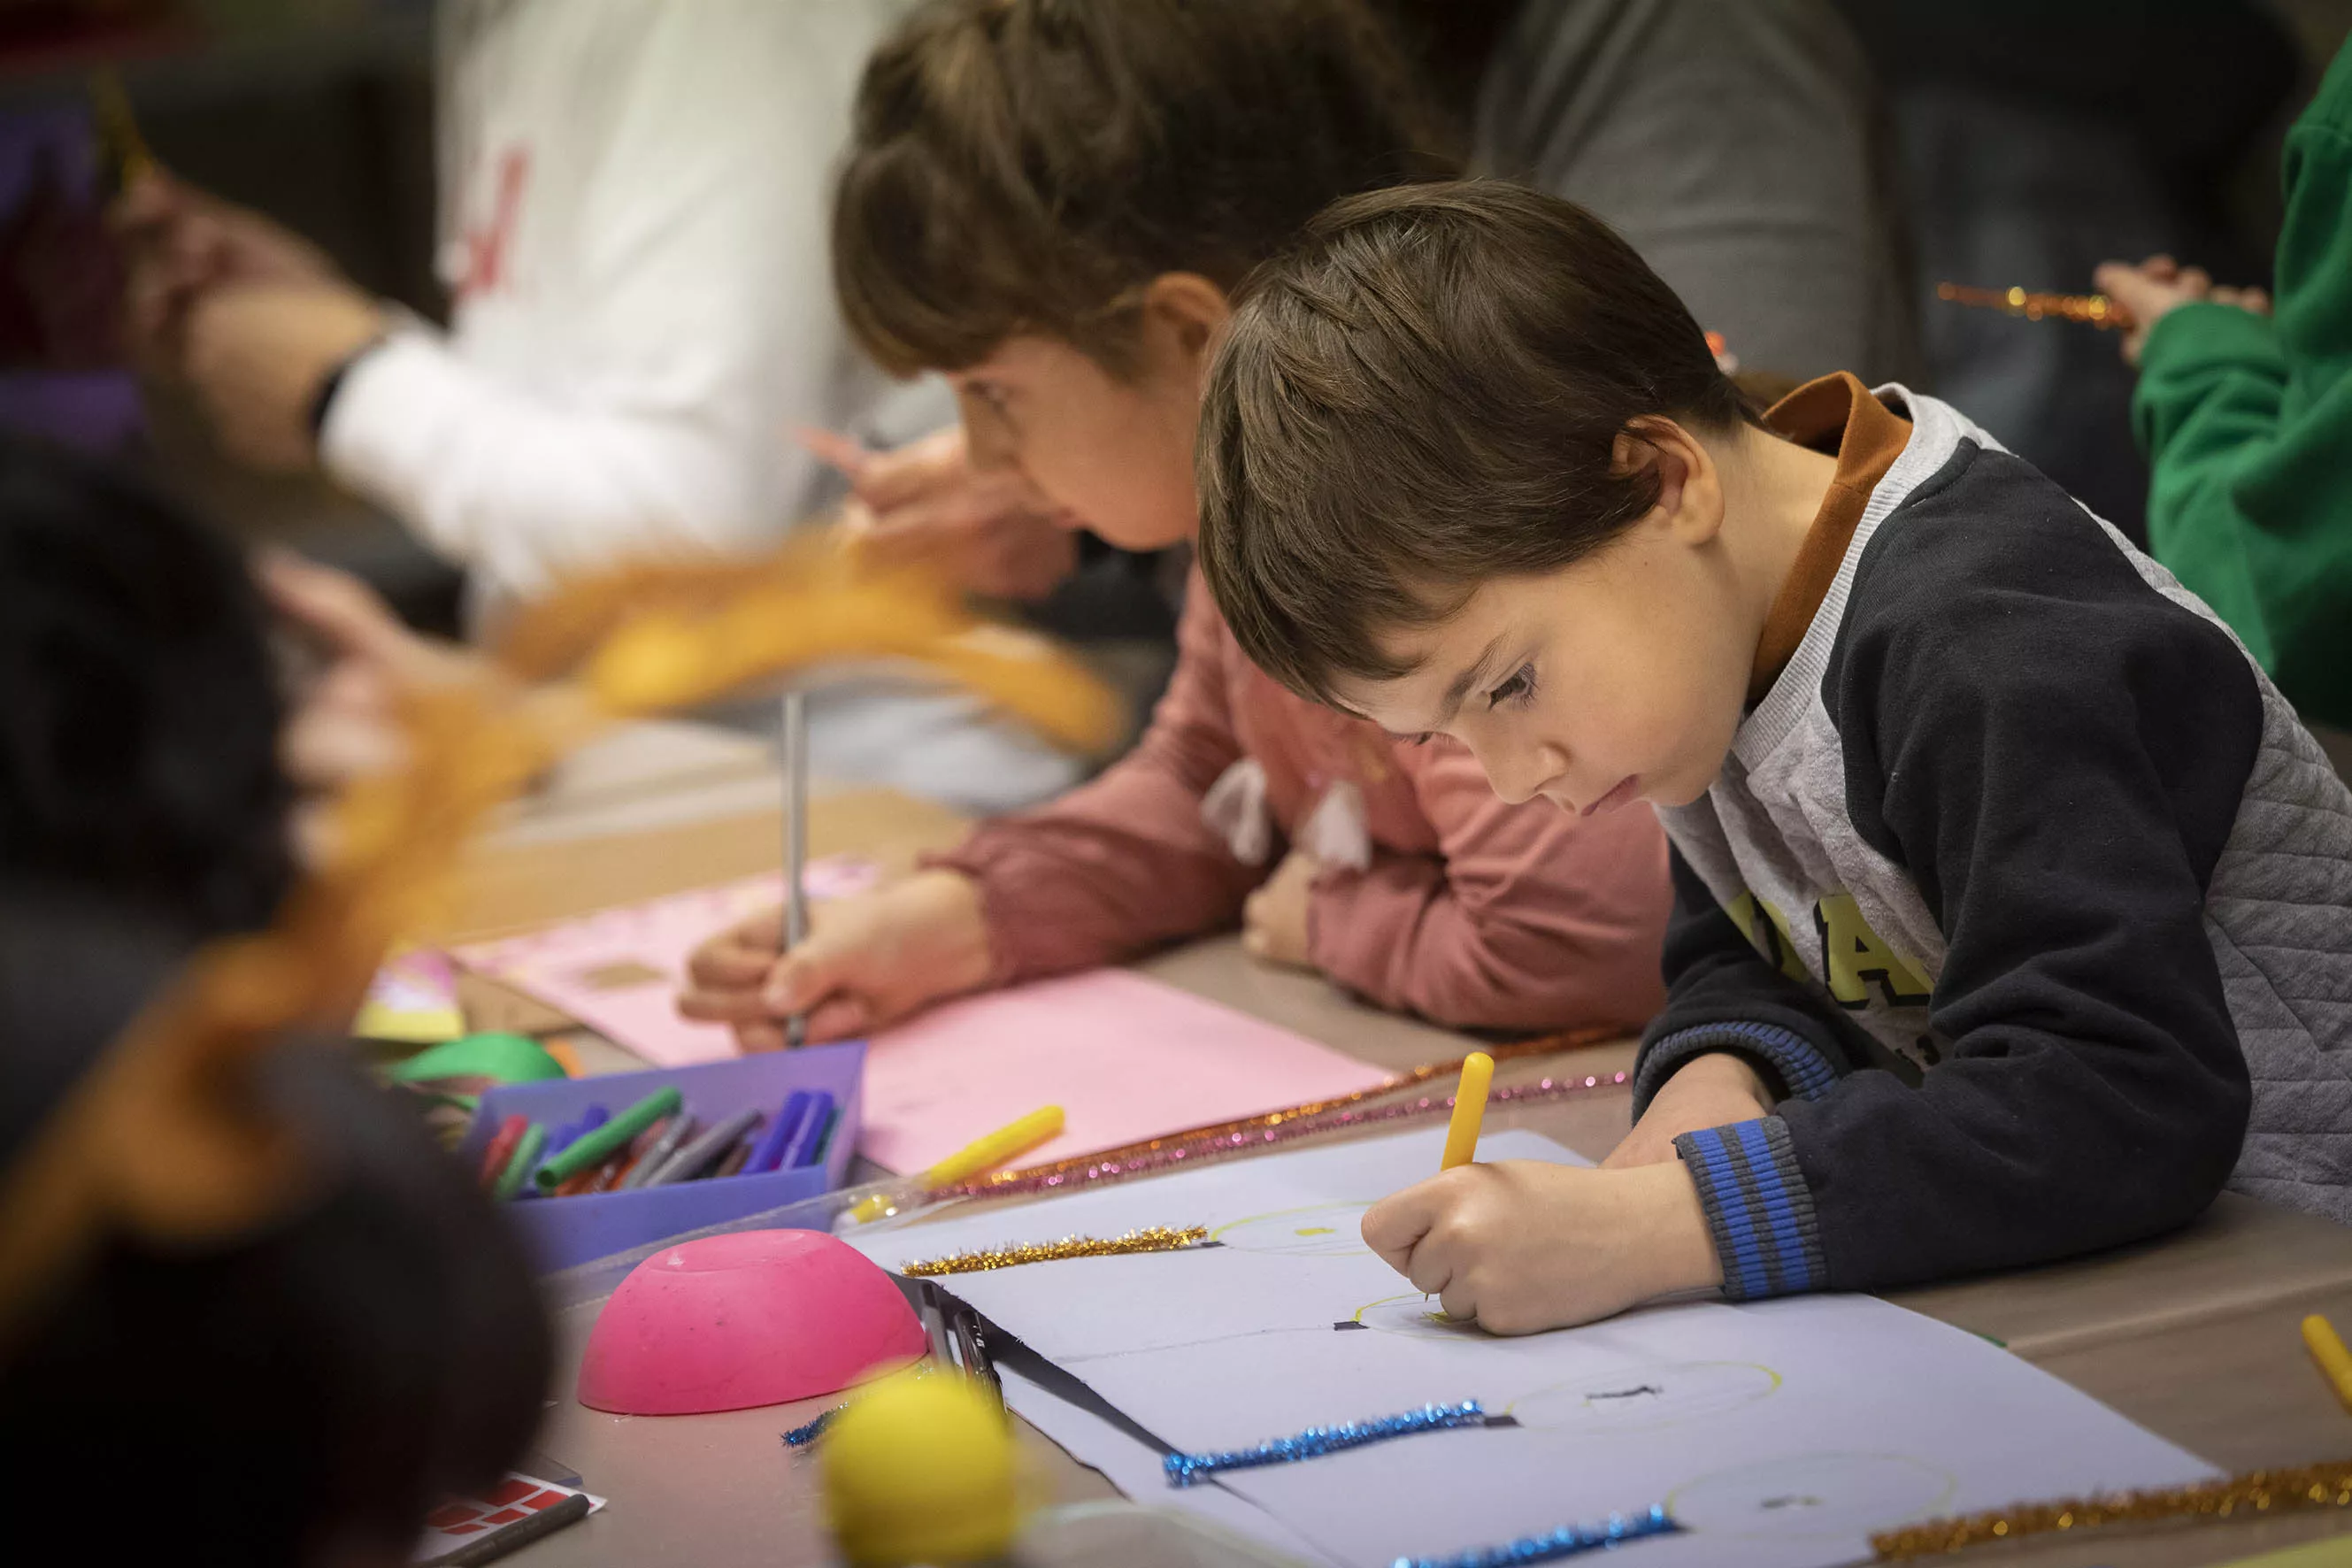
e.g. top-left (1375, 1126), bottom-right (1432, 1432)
top-left (578, 1229), bottom-right (926, 1415)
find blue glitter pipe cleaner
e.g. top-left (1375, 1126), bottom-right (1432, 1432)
top-left (1393, 1504), bottom-right (1679, 1567)
top-left (1162, 1400), bottom-right (1489, 1487)
top-left (781, 1407), bottom-right (836, 1448)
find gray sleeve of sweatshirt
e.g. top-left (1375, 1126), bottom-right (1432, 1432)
top-left (1475, 0), bottom-right (1920, 387)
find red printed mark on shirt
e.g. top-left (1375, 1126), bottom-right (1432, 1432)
top-left (457, 146), bottom-right (531, 302)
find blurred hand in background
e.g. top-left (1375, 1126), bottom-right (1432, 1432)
top-left (2096, 253), bottom-right (2273, 368)
top-left (803, 424), bottom-right (1079, 603)
top-left (112, 171), bottom-right (383, 471)
top-left (259, 551), bottom-right (480, 869)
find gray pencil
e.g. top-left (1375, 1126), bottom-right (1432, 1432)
top-left (780, 689), bottom-right (809, 1049)
top-left (647, 1107), bottom-right (764, 1187)
top-left (618, 1113), bottom-right (696, 1191)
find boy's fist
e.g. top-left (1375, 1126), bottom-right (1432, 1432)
top-left (1361, 1159), bottom-right (1721, 1334)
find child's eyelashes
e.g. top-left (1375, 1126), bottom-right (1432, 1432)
top-left (1399, 666), bottom-right (1533, 747)
top-left (1487, 664), bottom-right (1537, 710)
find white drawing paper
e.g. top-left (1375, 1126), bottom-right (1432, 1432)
top-left (855, 1127), bottom-right (2217, 1568)
top-left (1002, 1367), bottom-right (1326, 1565)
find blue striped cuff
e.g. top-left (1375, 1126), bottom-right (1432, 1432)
top-left (1673, 1117), bottom-right (1825, 1300)
top-left (1634, 1021), bottom-right (1841, 1116)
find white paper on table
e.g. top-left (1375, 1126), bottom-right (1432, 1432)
top-left (1003, 1366), bottom-right (1334, 1566)
top-left (856, 1128), bottom-right (2218, 1568)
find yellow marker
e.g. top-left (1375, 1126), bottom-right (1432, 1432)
top-left (2302, 1313), bottom-right (2352, 1415)
top-left (1440, 1051), bottom-right (1494, 1171)
top-left (849, 1105), bottom-right (1065, 1224)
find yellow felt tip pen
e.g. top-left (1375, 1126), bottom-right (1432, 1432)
top-left (849, 1104), bottom-right (1065, 1224)
top-left (2302, 1313), bottom-right (2352, 1416)
top-left (1440, 1052), bottom-right (1494, 1172)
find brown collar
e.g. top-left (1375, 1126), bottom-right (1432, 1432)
top-left (1749, 373), bottom-right (1913, 701)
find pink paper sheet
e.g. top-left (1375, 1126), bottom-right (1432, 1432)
top-left (853, 970), bottom-right (1395, 1172)
top-left (450, 859), bottom-right (880, 1069)
top-left (450, 872), bottom-right (1395, 1173)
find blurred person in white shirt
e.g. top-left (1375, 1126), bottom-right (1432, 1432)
top-left (118, 0), bottom-right (1086, 813)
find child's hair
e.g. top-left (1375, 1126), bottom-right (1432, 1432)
top-left (834, 0), bottom-right (1457, 377)
top-left (0, 437), bottom-right (292, 939)
top-left (1195, 180), bottom-right (1756, 706)
top-left (0, 441), bottom-right (550, 1564)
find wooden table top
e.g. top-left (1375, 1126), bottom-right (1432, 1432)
top-left (444, 723), bottom-right (2352, 1568)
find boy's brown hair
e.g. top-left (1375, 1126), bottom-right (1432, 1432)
top-left (834, 0), bottom-right (1456, 378)
top-left (1196, 180), bottom-right (1756, 705)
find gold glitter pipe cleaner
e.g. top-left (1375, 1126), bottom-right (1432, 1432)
top-left (1871, 1457), bottom-right (2352, 1559)
top-left (900, 1226), bottom-right (1211, 1278)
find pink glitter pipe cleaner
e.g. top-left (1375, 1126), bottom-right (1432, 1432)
top-left (945, 1030), bottom-right (1620, 1197)
top-left (934, 1071), bottom-right (1631, 1203)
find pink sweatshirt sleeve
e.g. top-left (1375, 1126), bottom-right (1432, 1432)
top-left (928, 583), bottom-right (1266, 983)
top-left (1304, 741), bottom-right (1672, 1034)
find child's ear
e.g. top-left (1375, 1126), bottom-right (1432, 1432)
top-left (1141, 273), bottom-right (1233, 368)
top-left (1613, 418), bottom-right (1724, 547)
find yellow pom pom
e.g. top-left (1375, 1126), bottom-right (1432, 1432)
top-left (822, 1368), bottom-right (1019, 1566)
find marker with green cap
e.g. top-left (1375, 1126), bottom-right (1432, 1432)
top-left (534, 1085), bottom-right (683, 1193)
top-left (494, 1123), bottom-right (548, 1200)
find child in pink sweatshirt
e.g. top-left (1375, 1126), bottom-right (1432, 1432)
top-left (678, 0), bottom-right (1670, 1044)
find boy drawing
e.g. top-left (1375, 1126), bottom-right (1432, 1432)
top-left (1196, 181), bottom-right (2352, 1333)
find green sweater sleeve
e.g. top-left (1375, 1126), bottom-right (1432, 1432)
top-left (2134, 45), bottom-right (2352, 732)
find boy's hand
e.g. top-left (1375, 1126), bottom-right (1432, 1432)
top-left (112, 171), bottom-right (344, 370)
top-left (677, 869), bottom-right (996, 1049)
top-left (803, 426), bottom-right (1078, 602)
top-left (183, 282), bottom-right (386, 472)
top-left (2095, 255), bottom-right (2272, 367)
top-left (1361, 1159), bottom-right (1722, 1334)
top-left (1603, 1051), bottom-right (1773, 1169)
top-left (1241, 849), bottom-right (1318, 969)
top-left (259, 552), bottom-right (485, 870)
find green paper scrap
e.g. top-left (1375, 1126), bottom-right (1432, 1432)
top-left (534, 1086), bottom-right (683, 1192)
top-left (495, 1124), bottom-right (548, 1201)
top-left (388, 1032), bottom-right (567, 1088)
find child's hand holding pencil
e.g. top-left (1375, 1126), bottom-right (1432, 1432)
top-left (679, 869), bottom-right (996, 1049)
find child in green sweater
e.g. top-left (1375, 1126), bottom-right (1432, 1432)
top-left (2097, 38), bottom-right (2352, 733)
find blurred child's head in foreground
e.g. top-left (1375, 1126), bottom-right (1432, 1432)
top-left (0, 438), bottom-right (550, 1567)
